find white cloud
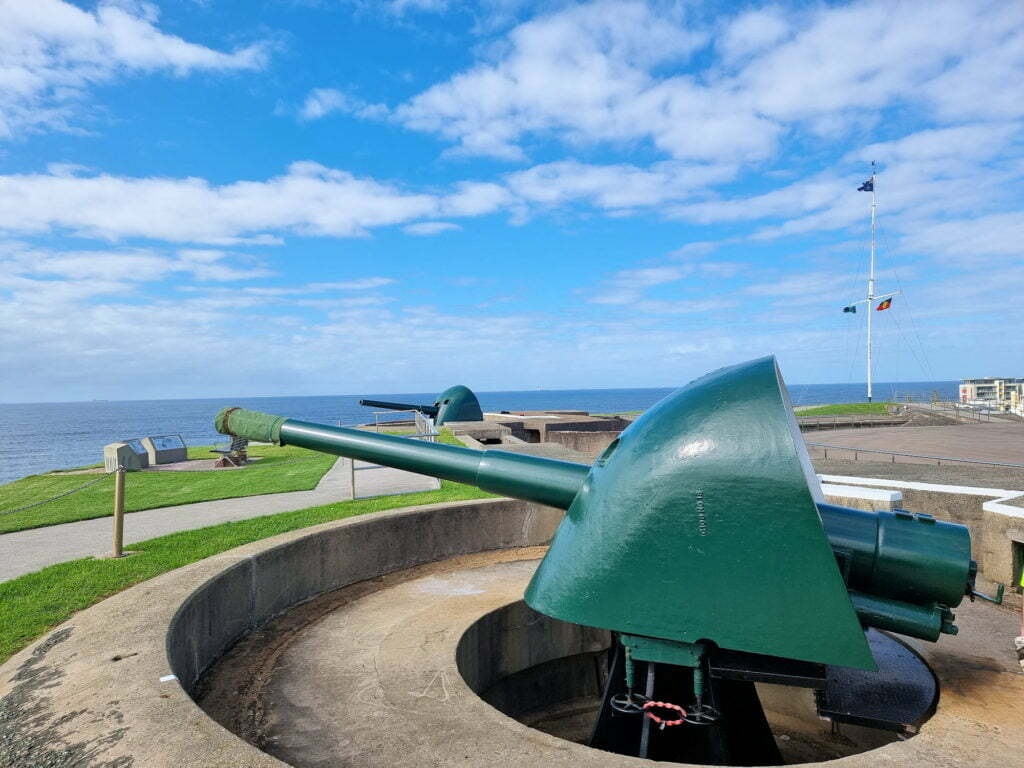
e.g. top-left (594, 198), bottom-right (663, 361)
top-left (441, 182), bottom-right (512, 216)
top-left (403, 221), bottom-right (462, 235)
top-left (717, 8), bottom-right (791, 63)
top-left (388, 0), bottom-right (1024, 163)
top-left (394, 0), bottom-right (717, 160)
top-left (589, 264), bottom-right (692, 305)
top-left (743, 271), bottom-right (857, 299)
top-left (673, 172), bottom-right (851, 225)
top-left (634, 298), bottom-right (738, 315)
top-left (0, 162), bottom-right (444, 242)
top-left (0, 242), bottom-right (272, 288)
top-left (240, 278), bottom-right (396, 295)
top-left (0, 0), bottom-right (268, 138)
top-left (506, 160), bottom-right (737, 210)
top-left (388, 0), bottom-right (451, 14)
top-left (297, 87), bottom-right (387, 121)
top-left (852, 123), bottom-right (1021, 164)
top-left (299, 88), bottom-right (355, 121)
top-left (898, 212), bottom-right (1024, 265)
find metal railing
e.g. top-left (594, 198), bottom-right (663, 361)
top-left (797, 413), bottom-right (909, 430)
top-left (806, 441), bottom-right (1024, 469)
top-left (415, 411), bottom-right (438, 443)
top-left (339, 411), bottom-right (441, 499)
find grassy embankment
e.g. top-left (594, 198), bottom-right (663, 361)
top-left (796, 402), bottom-right (893, 416)
top-left (0, 431), bottom-right (496, 664)
top-left (0, 443), bottom-right (336, 534)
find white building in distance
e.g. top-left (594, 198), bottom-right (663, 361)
top-left (959, 377), bottom-right (1024, 414)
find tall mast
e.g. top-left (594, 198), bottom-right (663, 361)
top-left (843, 162), bottom-right (896, 401)
top-left (866, 161), bottom-right (876, 402)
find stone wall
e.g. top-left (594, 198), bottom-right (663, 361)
top-left (545, 430), bottom-right (620, 460)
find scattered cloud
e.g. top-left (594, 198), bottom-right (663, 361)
top-left (0, 162), bottom-right (442, 242)
top-left (589, 264), bottom-right (692, 305)
top-left (0, 0), bottom-right (268, 138)
top-left (394, 0), bottom-right (712, 160)
top-left (239, 278), bottom-right (396, 295)
top-left (0, 242), bottom-right (271, 289)
top-left (505, 160), bottom-right (737, 210)
top-left (403, 221), bottom-right (461, 235)
top-left (386, 0), bottom-right (1024, 164)
top-left (297, 87), bottom-right (388, 121)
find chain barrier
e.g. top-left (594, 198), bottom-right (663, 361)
top-left (0, 473), bottom-right (112, 517)
top-left (232, 456), bottom-right (319, 470)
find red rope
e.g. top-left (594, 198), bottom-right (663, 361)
top-left (642, 700), bottom-right (687, 727)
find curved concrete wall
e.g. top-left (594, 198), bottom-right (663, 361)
top-left (2, 496), bottom-right (1022, 768)
top-left (167, 498), bottom-right (563, 694)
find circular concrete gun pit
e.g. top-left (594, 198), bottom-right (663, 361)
top-left (198, 552), bottom-right (924, 766)
top-left (2, 499), bottom-right (1020, 768)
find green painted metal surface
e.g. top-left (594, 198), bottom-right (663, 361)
top-left (621, 635), bottom-right (706, 667)
top-left (523, 357), bottom-right (877, 670)
top-left (213, 407), bottom-right (285, 444)
top-left (358, 384), bottom-right (483, 425)
top-left (433, 385), bottom-right (484, 424)
top-left (215, 355), bottom-right (975, 669)
top-left (848, 592), bottom-right (953, 642)
top-left (219, 412), bottom-right (588, 509)
top-left (820, 504), bottom-right (971, 607)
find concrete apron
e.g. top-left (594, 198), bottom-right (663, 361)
top-left (0, 498), bottom-right (1021, 768)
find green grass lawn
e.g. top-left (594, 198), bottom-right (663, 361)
top-left (796, 402), bottom-right (893, 416)
top-left (0, 478), bottom-right (496, 665)
top-left (0, 443), bottom-right (336, 534)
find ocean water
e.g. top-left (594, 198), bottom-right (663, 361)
top-left (0, 381), bottom-right (957, 485)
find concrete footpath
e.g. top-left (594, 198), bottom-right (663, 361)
top-left (0, 458), bottom-right (438, 583)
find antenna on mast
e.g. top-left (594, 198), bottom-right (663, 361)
top-left (842, 162), bottom-right (900, 403)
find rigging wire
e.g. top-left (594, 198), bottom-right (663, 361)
top-left (876, 223), bottom-right (939, 383)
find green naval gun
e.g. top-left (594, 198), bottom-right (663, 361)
top-left (216, 357), bottom-right (981, 764)
top-left (358, 384), bottom-right (483, 425)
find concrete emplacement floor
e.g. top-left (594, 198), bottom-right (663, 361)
top-left (196, 553), bottom-right (1024, 768)
top-left (1, 498), bottom-right (1022, 768)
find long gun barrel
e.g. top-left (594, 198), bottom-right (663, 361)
top-left (216, 406), bottom-right (586, 509)
top-left (213, 358), bottom-right (978, 672)
top-left (357, 385), bottom-right (483, 426)
top-left (358, 399), bottom-right (440, 417)
top-left (215, 404), bottom-right (971, 642)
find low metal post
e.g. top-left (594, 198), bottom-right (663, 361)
top-left (112, 466), bottom-right (125, 558)
top-left (349, 457), bottom-right (356, 500)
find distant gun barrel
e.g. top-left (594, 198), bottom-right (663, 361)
top-left (358, 399), bottom-right (440, 417)
top-left (357, 385), bottom-right (483, 426)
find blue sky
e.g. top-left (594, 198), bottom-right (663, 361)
top-left (1, 0), bottom-right (1022, 402)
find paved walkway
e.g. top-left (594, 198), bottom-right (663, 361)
top-left (805, 421), bottom-right (1024, 464)
top-left (0, 458), bottom-right (439, 583)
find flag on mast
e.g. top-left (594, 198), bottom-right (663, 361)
top-left (876, 297), bottom-right (892, 311)
top-left (842, 305), bottom-right (857, 313)
top-left (858, 178), bottom-right (874, 192)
